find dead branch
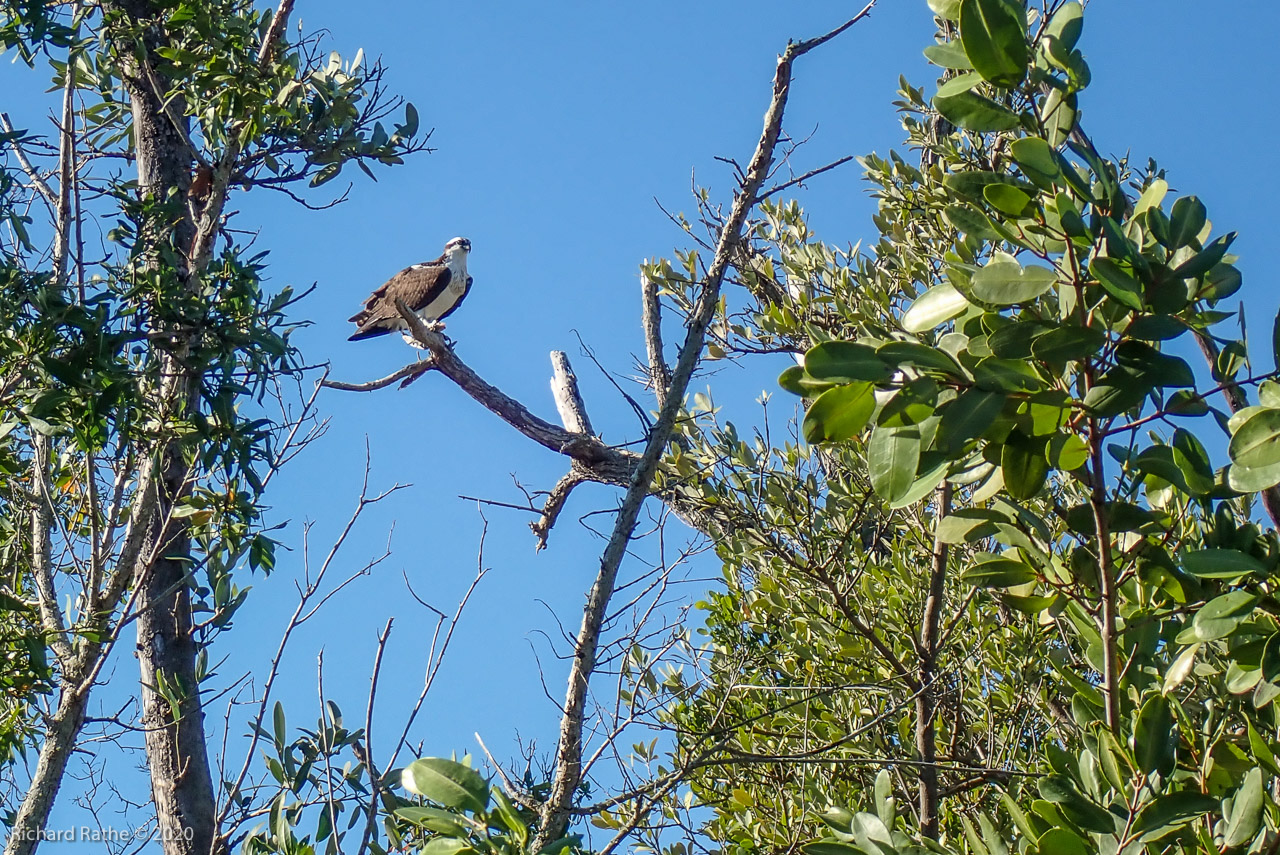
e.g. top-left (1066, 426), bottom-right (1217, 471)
top-left (641, 272), bottom-right (670, 409)
top-left (550, 350), bottom-right (594, 435)
top-left (534, 5), bottom-right (879, 845)
top-left (756, 154), bottom-right (855, 201)
top-left (531, 465), bottom-right (590, 552)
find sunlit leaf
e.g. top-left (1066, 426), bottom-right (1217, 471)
top-left (959, 0), bottom-right (1028, 87)
top-left (803, 383), bottom-right (876, 443)
top-left (901, 283), bottom-right (971, 333)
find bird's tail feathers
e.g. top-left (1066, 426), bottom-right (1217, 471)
top-left (347, 326), bottom-right (391, 342)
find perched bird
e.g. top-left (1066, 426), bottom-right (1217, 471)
top-left (348, 237), bottom-right (472, 342)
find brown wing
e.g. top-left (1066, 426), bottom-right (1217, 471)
top-left (348, 261), bottom-right (452, 340)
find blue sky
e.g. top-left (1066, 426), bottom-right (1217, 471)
top-left (7, 0), bottom-right (1280, 841)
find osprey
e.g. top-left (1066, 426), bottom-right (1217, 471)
top-left (348, 237), bottom-right (473, 342)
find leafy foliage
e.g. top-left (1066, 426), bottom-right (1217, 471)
top-left (640, 2), bottom-right (1280, 855)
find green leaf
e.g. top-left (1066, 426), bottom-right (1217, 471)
top-left (801, 842), bottom-right (863, 855)
top-left (1181, 548), bottom-right (1265, 580)
top-left (1031, 325), bottom-right (1106, 364)
top-left (1230, 408), bottom-right (1280, 469)
top-left (1248, 722), bottom-right (1280, 776)
top-left (1133, 695), bottom-right (1176, 776)
top-left (934, 90), bottom-right (1021, 132)
top-left (1224, 768), bottom-right (1264, 848)
top-left (927, 0), bottom-right (962, 20)
top-left (1040, 88), bottom-right (1078, 148)
top-left (1132, 178), bottom-right (1168, 217)
top-left (890, 457), bottom-right (949, 508)
top-left (803, 383), bottom-right (876, 443)
top-left (1114, 341), bottom-right (1194, 388)
top-left (923, 41), bottom-right (974, 70)
top-left (971, 260), bottom-right (1056, 305)
top-left (492, 788), bottom-right (529, 844)
top-left (936, 72), bottom-right (984, 98)
top-left (868, 424), bottom-right (921, 503)
top-left (1169, 195), bottom-right (1207, 249)
top-left (395, 806), bottom-right (472, 838)
top-left (878, 378), bottom-right (940, 427)
top-left (1199, 262), bottom-right (1242, 301)
top-left (873, 769), bottom-right (894, 827)
top-left (1228, 459), bottom-right (1280, 493)
top-left (1002, 431), bottom-right (1049, 499)
top-left (1044, 2), bottom-right (1084, 53)
top-left (1090, 257), bottom-right (1144, 311)
top-left (982, 182), bottom-right (1035, 216)
top-left (944, 170), bottom-right (1036, 203)
top-left (877, 341), bottom-right (967, 378)
top-left (959, 0), bottom-right (1029, 87)
top-left (420, 839), bottom-right (474, 855)
top-left (1001, 793), bottom-right (1043, 840)
top-left (974, 357), bottom-right (1044, 393)
top-left (805, 342), bottom-right (893, 383)
top-left (779, 365), bottom-right (835, 397)
top-left (902, 283), bottom-right (971, 333)
top-left (1130, 791), bottom-right (1219, 843)
top-left (1273, 307), bottom-right (1280, 371)
top-left (939, 388), bottom-right (1007, 453)
top-left (400, 758), bottom-right (489, 813)
top-left (990, 320), bottom-right (1052, 358)
top-left (1127, 314), bottom-right (1186, 341)
top-left (1264, 634), bottom-right (1280, 684)
top-left (963, 557), bottom-right (1037, 587)
top-left (311, 161), bottom-right (342, 187)
top-left (1038, 775), bottom-right (1115, 833)
top-left (1036, 828), bottom-right (1087, 855)
top-left (1172, 428), bottom-right (1214, 494)
top-left (1162, 643), bottom-right (1199, 694)
top-left (272, 701), bottom-right (286, 746)
top-left (937, 508), bottom-right (1005, 544)
top-left (1173, 232), bottom-right (1236, 280)
top-left (1010, 137), bottom-right (1061, 186)
top-left (945, 203), bottom-right (1000, 239)
top-left (1083, 366), bottom-right (1150, 417)
top-left (1048, 434), bottom-right (1088, 470)
top-left (1188, 591), bottom-right (1257, 642)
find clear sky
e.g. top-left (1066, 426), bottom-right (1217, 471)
top-left (6, 0), bottom-right (1280, 842)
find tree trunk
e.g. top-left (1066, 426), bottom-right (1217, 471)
top-left (115, 3), bottom-right (224, 849)
top-left (3, 678), bottom-right (89, 855)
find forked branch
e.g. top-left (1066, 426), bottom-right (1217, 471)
top-left (535, 5), bottom-right (878, 845)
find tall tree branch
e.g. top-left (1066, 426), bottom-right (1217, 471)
top-left (915, 484), bottom-right (951, 840)
top-left (534, 6), bottom-right (878, 846)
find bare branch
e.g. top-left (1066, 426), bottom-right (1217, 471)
top-left (0, 113), bottom-right (58, 212)
top-left (756, 154), bottom-right (855, 202)
top-left (534, 9), bottom-right (877, 844)
top-left (531, 466), bottom-right (589, 552)
top-left (323, 359), bottom-right (433, 392)
top-left (640, 272), bottom-right (670, 409)
top-left (550, 351), bottom-right (594, 435)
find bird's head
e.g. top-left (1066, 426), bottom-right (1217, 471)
top-left (444, 236), bottom-right (472, 258)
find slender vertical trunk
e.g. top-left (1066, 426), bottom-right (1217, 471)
top-left (136, 450), bottom-right (222, 855)
top-left (114, 4), bottom-right (223, 849)
top-left (1087, 420), bottom-right (1121, 734)
top-left (3, 677), bottom-right (89, 855)
top-left (916, 484), bottom-right (951, 839)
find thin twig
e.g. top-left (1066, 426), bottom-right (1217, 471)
top-left (756, 155), bottom-right (855, 201)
